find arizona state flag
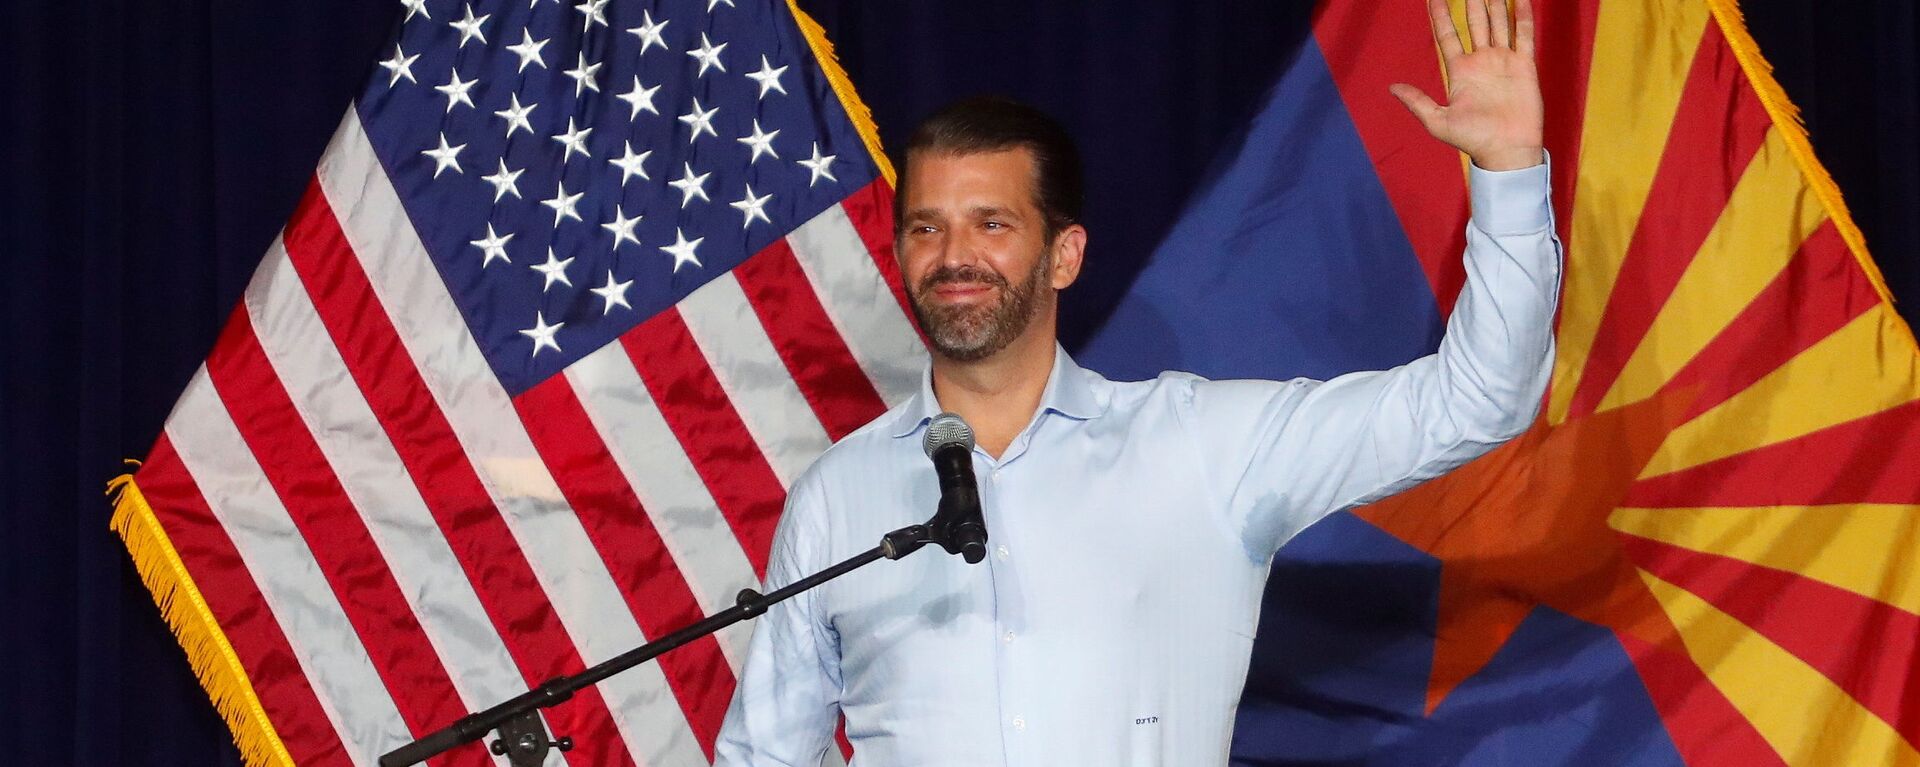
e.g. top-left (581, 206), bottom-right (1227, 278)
top-left (1083, 1), bottom-right (1920, 764)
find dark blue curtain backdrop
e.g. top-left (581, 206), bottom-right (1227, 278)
top-left (3, 2), bottom-right (1913, 763)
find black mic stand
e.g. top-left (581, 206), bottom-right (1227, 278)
top-left (379, 516), bottom-right (973, 767)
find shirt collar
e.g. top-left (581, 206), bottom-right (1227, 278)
top-left (887, 343), bottom-right (1108, 440)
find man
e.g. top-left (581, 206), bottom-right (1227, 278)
top-left (715, 0), bottom-right (1556, 763)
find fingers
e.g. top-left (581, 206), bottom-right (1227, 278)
top-left (1514, 0), bottom-right (1536, 57)
top-left (1490, 0), bottom-right (1511, 50)
top-left (1466, 0), bottom-right (1491, 51)
top-left (1428, 0), bottom-right (1466, 59)
top-left (1389, 83), bottom-right (1446, 135)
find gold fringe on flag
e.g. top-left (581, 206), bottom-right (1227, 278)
top-left (787, 0), bottom-right (897, 188)
top-left (1707, 0), bottom-right (1916, 354)
top-left (107, 472), bottom-right (295, 767)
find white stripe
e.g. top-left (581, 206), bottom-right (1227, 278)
top-left (243, 239), bottom-right (537, 767)
top-left (565, 343), bottom-right (759, 669)
top-left (316, 108), bottom-right (707, 766)
top-left (784, 205), bottom-right (927, 406)
top-left (166, 369), bottom-right (409, 767)
top-left (677, 274), bottom-right (835, 487)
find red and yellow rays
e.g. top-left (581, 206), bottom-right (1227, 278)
top-left (1345, 0), bottom-right (1920, 764)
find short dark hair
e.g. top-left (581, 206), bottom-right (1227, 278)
top-left (895, 96), bottom-right (1084, 241)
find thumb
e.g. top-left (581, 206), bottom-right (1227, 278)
top-left (1389, 83), bottom-right (1445, 135)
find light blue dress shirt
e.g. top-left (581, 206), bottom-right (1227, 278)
top-left (713, 161), bottom-right (1561, 766)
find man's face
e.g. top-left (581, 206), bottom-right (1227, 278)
top-left (897, 148), bottom-right (1079, 361)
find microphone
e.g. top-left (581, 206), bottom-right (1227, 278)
top-left (922, 413), bottom-right (988, 564)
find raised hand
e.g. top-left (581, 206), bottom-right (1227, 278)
top-left (1389, 0), bottom-right (1545, 172)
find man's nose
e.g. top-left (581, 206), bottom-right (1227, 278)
top-left (937, 228), bottom-right (987, 271)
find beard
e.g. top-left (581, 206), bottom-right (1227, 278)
top-left (908, 248), bottom-right (1052, 362)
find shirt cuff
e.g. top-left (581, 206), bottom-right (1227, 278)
top-left (1469, 150), bottom-right (1553, 235)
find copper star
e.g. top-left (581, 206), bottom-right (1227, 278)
top-left (1354, 386), bottom-right (1698, 713)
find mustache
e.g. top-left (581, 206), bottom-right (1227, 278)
top-left (915, 265), bottom-right (1010, 295)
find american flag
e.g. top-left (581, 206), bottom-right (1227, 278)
top-left (110, 0), bottom-right (923, 764)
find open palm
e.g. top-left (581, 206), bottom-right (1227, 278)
top-left (1390, 0), bottom-right (1545, 172)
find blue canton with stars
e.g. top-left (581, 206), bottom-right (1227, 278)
top-left (357, 0), bottom-right (879, 395)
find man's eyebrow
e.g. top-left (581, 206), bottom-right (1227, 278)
top-left (970, 205), bottom-right (1024, 220)
top-left (902, 205), bottom-right (1028, 221)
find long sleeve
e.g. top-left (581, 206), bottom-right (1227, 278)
top-left (1184, 158), bottom-right (1562, 560)
top-left (714, 471), bottom-right (842, 767)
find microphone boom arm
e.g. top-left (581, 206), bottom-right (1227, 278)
top-left (379, 519), bottom-right (952, 767)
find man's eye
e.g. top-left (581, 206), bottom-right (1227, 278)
top-left (983, 221), bottom-right (1005, 230)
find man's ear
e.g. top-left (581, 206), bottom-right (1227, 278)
top-left (1049, 224), bottom-right (1087, 290)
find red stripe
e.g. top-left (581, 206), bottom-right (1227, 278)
top-left (839, 179), bottom-right (918, 329)
top-left (734, 237), bottom-right (890, 441)
top-left (1314, 2), bottom-right (1471, 314)
top-left (1533, 0), bottom-right (1601, 253)
top-left (618, 311), bottom-right (787, 576)
top-left (1625, 399), bottom-right (1920, 509)
top-left (202, 307), bottom-right (491, 766)
top-left (1623, 533), bottom-right (1920, 746)
top-left (513, 376), bottom-right (736, 757)
top-left (283, 179), bottom-right (636, 767)
top-left (1658, 223), bottom-right (1874, 423)
top-left (1566, 22), bottom-right (1775, 418)
top-left (1616, 631), bottom-right (1787, 767)
top-left (135, 436), bottom-right (352, 767)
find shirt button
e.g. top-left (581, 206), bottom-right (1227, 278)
top-left (991, 468), bottom-right (1002, 482)
top-left (1003, 630), bottom-right (1016, 644)
top-left (995, 545), bottom-right (1009, 561)
top-left (1012, 716), bottom-right (1026, 731)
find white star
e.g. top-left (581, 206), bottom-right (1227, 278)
top-left (707, 0), bottom-right (736, 10)
top-left (433, 67), bottom-right (477, 112)
top-left (591, 270), bottom-right (634, 315)
top-left (531, 247), bottom-right (576, 291)
top-left (449, 4), bottom-right (490, 47)
top-left (626, 10), bottom-right (669, 54)
top-left (469, 223), bottom-right (513, 267)
top-left (736, 119), bottom-right (780, 164)
top-left (401, 0), bottom-right (431, 22)
top-left (481, 159), bottom-right (524, 202)
top-left (506, 29), bottom-right (550, 73)
top-left (730, 184), bottom-right (773, 229)
top-left (745, 55), bottom-right (789, 99)
top-left (615, 76), bottom-right (661, 120)
top-left (551, 117), bottom-right (593, 162)
top-left (520, 311), bottom-right (564, 357)
top-left (574, 0), bottom-right (609, 31)
top-left (563, 52), bottom-right (602, 97)
top-left (678, 98), bottom-right (719, 144)
top-left (659, 228), bottom-right (704, 273)
top-left (540, 181), bottom-right (584, 225)
top-left (686, 33), bottom-right (727, 77)
top-left (601, 205), bottom-right (643, 250)
top-left (668, 162), bottom-right (710, 208)
top-left (378, 45), bottom-right (420, 86)
top-left (420, 132), bottom-right (466, 178)
top-left (799, 142), bottom-right (838, 187)
top-left (494, 93), bottom-right (538, 139)
top-left (609, 141), bottom-right (653, 185)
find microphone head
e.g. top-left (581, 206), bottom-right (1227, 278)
top-left (922, 412), bottom-right (976, 457)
